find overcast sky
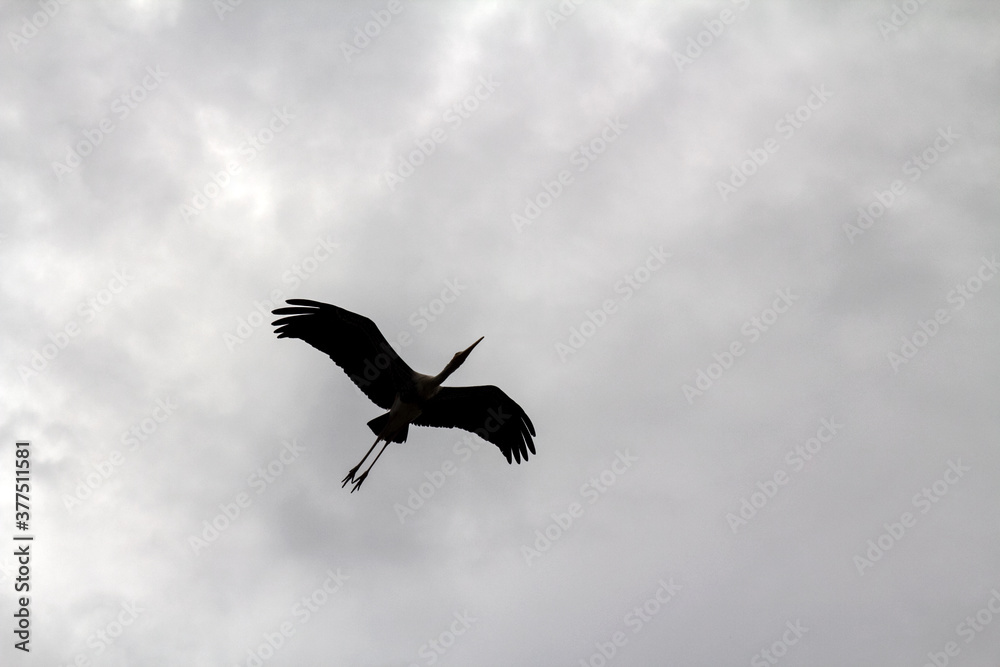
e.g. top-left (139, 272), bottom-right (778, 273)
top-left (2, 1), bottom-right (999, 665)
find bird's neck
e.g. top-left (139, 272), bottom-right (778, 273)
top-left (431, 359), bottom-right (462, 386)
top-left (413, 363), bottom-right (459, 399)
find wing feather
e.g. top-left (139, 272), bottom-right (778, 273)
top-left (415, 385), bottom-right (536, 464)
top-left (271, 299), bottom-right (413, 409)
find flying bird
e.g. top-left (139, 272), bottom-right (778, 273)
top-left (271, 299), bottom-right (536, 492)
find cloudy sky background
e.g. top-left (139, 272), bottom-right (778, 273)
top-left (2, 0), bottom-right (999, 664)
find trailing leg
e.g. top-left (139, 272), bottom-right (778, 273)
top-left (350, 440), bottom-right (391, 493)
top-left (342, 435), bottom-right (381, 488)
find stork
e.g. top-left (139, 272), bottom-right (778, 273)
top-left (271, 299), bottom-right (536, 492)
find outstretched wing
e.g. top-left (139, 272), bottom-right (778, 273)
top-left (271, 299), bottom-right (414, 409)
top-left (415, 385), bottom-right (536, 464)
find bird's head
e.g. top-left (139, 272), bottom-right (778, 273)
top-left (453, 336), bottom-right (484, 366)
top-left (445, 335), bottom-right (483, 372)
top-left (434, 337), bottom-right (484, 384)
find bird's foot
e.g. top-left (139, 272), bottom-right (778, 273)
top-left (350, 471), bottom-right (369, 493)
top-left (341, 466), bottom-right (360, 488)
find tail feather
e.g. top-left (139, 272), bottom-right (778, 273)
top-left (367, 413), bottom-right (409, 443)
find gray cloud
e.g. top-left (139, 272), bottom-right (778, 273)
top-left (2, 0), bottom-right (999, 665)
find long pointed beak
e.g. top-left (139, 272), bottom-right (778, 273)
top-left (462, 336), bottom-right (484, 356)
top-left (436, 336), bottom-right (485, 383)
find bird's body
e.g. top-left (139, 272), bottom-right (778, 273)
top-left (271, 299), bottom-right (536, 491)
top-left (378, 393), bottom-right (423, 443)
